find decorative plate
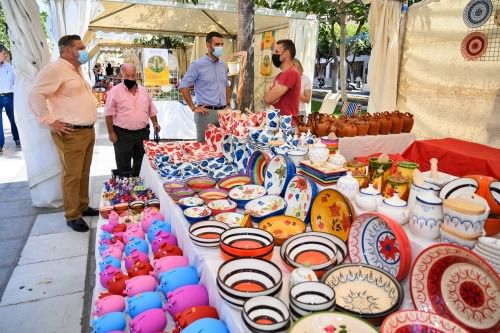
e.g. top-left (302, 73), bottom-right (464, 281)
top-left (258, 215), bottom-right (306, 246)
top-left (348, 212), bottom-right (412, 281)
top-left (218, 174), bottom-right (251, 190)
top-left (284, 175), bottom-right (318, 223)
top-left (463, 0), bottom-right (493, 28)
top-left (228, 184), bottom-right (267, 201)
top-left (439, 177), bottom-right (478, 200)
top-left (289, 311), bottom-right (378, 333)
top-left (264, 154), bottom-right (296, 196)
top-left (247, 151), bottom-right (271, 186)
top-left (207, 199), bottom-right (237, 215)
top-left (183, 206), bottom-right (211, 218)
top-left (310, 189), bottom-right (354, 242)
top-left (381, 310), bottom-right (471, 333)
top-left (461, 32), bottom-right (488, 60)
top-left (214, 212), bottom-right (247, 228)
top-left (322, 264), bottom-right (403, 319)
top-left (177, 196), bottom-right (205, 209)
top-left (244, 195), bottom-right (287, 220)
top-left (410, 243), bottom-right (500, 333)
top-left (187, 176), bottom-right (217, 192)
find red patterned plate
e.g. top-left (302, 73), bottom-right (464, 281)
top-left (381, 310), bottom-right (470, 333)
top-left (410, 244), bottom-right (500, 333)
top-left (461, 32), bottom-right (488, 60)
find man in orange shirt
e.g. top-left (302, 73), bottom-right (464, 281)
top-left (29, 35), bottom-right (98, 232)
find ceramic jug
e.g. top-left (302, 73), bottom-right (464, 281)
top-left (328, 151), bottom-right (346, 169)
top-left (337, 172), bottom-right (359, 201)
top-left (308, 140), bottom-right (329, 165)
top-left (409, 191), bottom-right (443, 239)
top-left (377, 193), bottom-right (409, 224)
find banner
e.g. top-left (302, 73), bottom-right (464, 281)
top-left (259, 31), bottom-right (275, 76)
top-left (143, 48), bottom-right (170, 87)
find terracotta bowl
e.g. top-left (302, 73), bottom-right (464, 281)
top-left (217, 258), bottom-right (282, 309)
top-left (178, 196), bottom-right (205, 210)
top-left (244, 195), bottom-right (287, 223)
top-left (220, 227), bottom-right (274, 261)
top-left (188, 221), bottom-right (230, 247)
top-left (242, 296), bottom-right (291, 333)
top-left (99, 205), bottom-right (114, 219)
top-left (187, 176), bottom-right (217, 192)
top-left (207, 199), bottom-right (237, 216)
top-left (198, 188), bottom-right (229, 204)
top-left (163, 181), bottom-right (187, 194)
top-left (218, 174), bottom-right (252, 191)
top-left (183, 206), bottom-right (212, 224)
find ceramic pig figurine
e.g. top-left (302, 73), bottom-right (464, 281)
top-left (107, 272), bottom-right (128, 295)
top-left (111, 224), bottom-right (127, 234)
top-left (164, 285), bottom-right (209, 316)
top-left (124, 275), bottom-right (157, 297)
top-left (99, 266), bottom-right (122, 289)
top-left (101, 243), bottom-right (123, 260)
top-left (129, 308), bottom-right (167, 333)
top-left (157, 266), bottom-right (199, 296)
top-left (93, 295), bottom-right (125, 317)
top-left (127, 291), bottom-right (163, 319)
top-left (154, 243), bottom-right (183, 260)
top-left (141, 211), bottom-right (165, 233)
top-left (127, 260), bottom-right (153, 278)
top-left (91, 311), bottom-right (126, 333)
top-left (151, 256), bottom-right (189, 280)
top-left (98, 243), bottom-right (110, 255)
top-left (124, 249), bottom-right (150, 271)
top-left (100, 231), bottom-right (113, 242)
top-left (181, 318), bottom-right (229, 333)
top-left (99, 256), bottom-right (121, 272)
top-left (151, 230), bottom-right (178, 254)
top-left (125, 237), bottom-right (149, 256)
top-left (123, 224), bottom-right (145, 244)
top-left (146, 220), bottom-right (171, 242)
top-left (173, 306), bottom-right (219, 333)
top-left (108, 211), bottom-right (120, 225)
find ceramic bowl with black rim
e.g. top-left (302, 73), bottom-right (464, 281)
top-left (439, 177), bottom-right (478, 200)
top-left (242, 296), bottom-right (291, 333)
top-left (188, 221), bottom-right (230, 247)
top-left (289, 281), bottom-right (336, 319)
top-left (220, 227), bottom-right (274, 260)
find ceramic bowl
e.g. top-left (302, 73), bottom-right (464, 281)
top-left (146, 198), bottom-right (160, 209)
top-left (163, 180), bottom-right (186, 193)
top-left (187, 176), bottom-right (217, 192)
top-left (183, 206), bottom-right (212, 224)
top-left (100, 206), bottom-right (114, 219)
top-left (217, 258), bottom-right (282, 309)
top-left (244, 195), bottom-right (287, 223)
top-left (229, 185), bottom-right (267, 208)
top-left (289, 312), bottom-right (378, 333)
top-left (170, 188), bottom-right (195, 202)
top-left (198, 188), bottom-right (229, 203)
top-left (178, 197), bottom-right (205, 210)
top-left (478, 236), bottom-right (500, 253)
top-left (321, 264), bottom-right (404, 324)
top-left (207, 199), bottom-right (237, 216)
top-left (443, 194), bottom-right (490, 235)
top-left (129, 200), bottom-right (145, 213)
top-left (380, 310), bottom-right (470, 333)
top-left (214, 212), bottom-right (249, 228)
top-left (242, 296), bottom-right (291, 333)
top-left (258, 215), bottom-right (306, 246)
top-left (290, 282), bottom-right (335, 315)
top-left (188, 221), bottom-right (230, 247)
top-left (114, 202), bottom-right (129, 213)
top-left (439, 224), bottom-right (479, 249)
top-left (281, 232), bottom-right (347, 266)
top-left (286, 150), bottom-right (307, 166)
top-left (220, 227), bottom-right (274, 260)
top-left (439, 177), bottom-right (478, 200)
top-left (218, 174), bottom-right (252, 191)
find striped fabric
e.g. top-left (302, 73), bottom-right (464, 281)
top-left (341, 102), bottom-right (361, 117)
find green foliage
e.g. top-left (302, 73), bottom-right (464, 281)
top-left (0, 4), bottom-right (9, 48)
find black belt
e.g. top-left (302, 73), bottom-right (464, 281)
top-left (0, 92), bottom-right (13, 96)
top-left (69, 124), bottom-right (94, 129)
top-left (202, 105), bottom-right (226, 110)
top-left (113, 125), bottom-right (149, 133)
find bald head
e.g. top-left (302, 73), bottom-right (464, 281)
top-left (120, 63), bottom-right (137, 79)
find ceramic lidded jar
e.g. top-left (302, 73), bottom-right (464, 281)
top-left (355, 183), bottom-right (382, 211)
top-left (377, 193), bottom-right (409, 225)
top-left (337, 172), bottom-right (359, 201)
top-left (308, 141), bottom-right (329, 165)
top-left (328, 151), bottom-right (346, 169)
top-left (409, 191), bottom-right (443, 239)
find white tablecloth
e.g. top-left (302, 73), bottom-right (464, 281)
top-left (338, 133), bottom-right (416, 160)
top-left (150, 101), bottom-right (196, 140)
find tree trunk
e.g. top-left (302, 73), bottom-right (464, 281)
top-left (330, 22), bottom-right (339, 93)
top-left (339, 12), bottom-right (347, 103)
top-left (237, 0), bottom-right (254, 112)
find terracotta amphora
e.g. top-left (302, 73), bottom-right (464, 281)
top-left (344, 121), bottom-right (357, 137)
top-left (390, 111), bottom-right (404, 134)
top-left (355, 120), bottom-right (370, 136)
top-left (379, 112), bottom-right (392, 135)
top-left (402, 112), bottom-right (414, 133)
top-left (368, 115), bottom-right (380, 135)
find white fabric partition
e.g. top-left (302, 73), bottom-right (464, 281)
top-left (149, 101), bottom-right (196, 140)
top-left (338, 133), bottom-right (416, 160)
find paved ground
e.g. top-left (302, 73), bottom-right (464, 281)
top-left (0, 110), bottom-right (113, 333)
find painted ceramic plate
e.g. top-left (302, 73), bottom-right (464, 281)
top-left (245, 195), bottom-right (287, 219)
top-left (187, 176), bottom-right (217, 192)
top-left (439, 177), bottom-right (478, 200)
top-left (322, 264), bottom-right (403, 319)
top-left (218, 174), bottom-right (251, 190)
top-left (183, 206), bottom-right (211, 218)
top-left (284, 175), bottom-right (318, 223)
top-left (381, 310), bottom-right (471, 333)
top-left (264, 154), bottom-right (296, 196)
top-left (247, 151), bottom-right (271, 186)
top-left (177, 196), bottom-right (205, 209)
top-left (207, 199), bottom-right (237, 215)
top-left (411, 244), bottom-right (500, 333)
top-left (289, 311), bottom-right (378, 333)
top-left (258, 215), bottom-right (306, 246)
top-left (463, 0), bottom-right (493, 28)
top-left (228, 184), bottom-right (267, 201)
top-left (214, 212), bottom-right (247, 228)
top-left (348, 212), bottom-right (412, 281)
top-left (461, 32), bottom-right (488, 60)
top-left (310, 189), bottom-right (354, 242)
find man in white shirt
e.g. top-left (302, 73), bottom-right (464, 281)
top-left (293, 59), bottom-right (312, 118)
top-left (0, 44), bottom-right (20, 152)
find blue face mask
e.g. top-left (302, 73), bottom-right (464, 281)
top-left (77, 50), bottom-right (89, 64)
top-left (213, 46), bottom-right (223, 58)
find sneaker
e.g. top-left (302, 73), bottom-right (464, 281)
top-left (82, 207), bottom-right (99, 216)
top-left (15, 140), bottom-right (20, 147)
top-left (66, 218), bottom-right (89, 232)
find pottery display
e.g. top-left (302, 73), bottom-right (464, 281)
top-left (242, 296), bottom-right (291, 333)
top-left (258, 215), bottom-right (306, 246)
top-left (308, 141), bottom-right (329, 165)
top-left (220, 227), bottom-right (274, 260)
top-left (401, 112), bottom-right (414, 133)
top-left (213, 212), bottom-right (249, 228)
top-left (207, 199), bottom-right (237, 216)
top-left (289, 312), bottom-right (378, 333)
top-left (177, 196), bottom-right (204, 210)
top-left (198, 188), bottom-right (229, 203)
top-left (381, 310), bottom-right (470, 333)
top-left (355, 183), bottom-right (383, 212)
top-left (368, 156), bottom-right (392, 190)
top-left (188, 220), bottom-right (230, 247)
top-left (396, 161), bottom-right (419, 184)
top-left (384, 174), bottom-right (410, 201)
top-left (283, 175), bottom-right (318, 223)
top-left (409, 191), bottom-right (443, 239)
top-left (264, 154), bottom-right (296, 196)
top-left (218, 174), bottom-right (251, 191)
top-left (345, 159), bottom-right (366, 176)
top-left (336, 171), bottom-right (359, 201)
top-left (378, 112), bottom-right (392, 135)
top-left (443, 193), bottom-right (490, 235)
top-left (244, 195), bottom-right (287, 223)
top-left (390, 111), bottom-right (404, 134)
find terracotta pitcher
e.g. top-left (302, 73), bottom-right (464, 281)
top-left (390, 111), bottom-right (404, 134)
top-left (315, 118), bottom-right (331, 137)
top-left (336, 121), bottom-right (346, 137)
top-left (344, 121), bottom-right (357, 137)
top-left (402, 112), bottom-right (414, 133)
top-left (355, 119), bottom-right (369, 136)
top-left (328, 120), bottom-right (337, 135)
top-left (368, 114), bottom-right (380, 135)
top-left (379, 112), bottom-right (392, 135)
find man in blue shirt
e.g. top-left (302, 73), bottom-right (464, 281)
top-left (179, 31), bottom-right (230, 143)
top-left (0, 44), bottom-right (20, 152)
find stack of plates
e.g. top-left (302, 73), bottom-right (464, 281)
top-left (473, 237), bottom-right (500, 273)
top-left (299, 160), bottom-right (346, 185)
top-left (246, 137), bottom-right (271, 153)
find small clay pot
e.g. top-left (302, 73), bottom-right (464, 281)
top-left (402, 112), bottom-right (414, 133)
top-left (368, 116), bottom-right (380, 135)
top-left (355, 120), bottom-right (369, 136)
top-left (390, 111), bottom-right (404, 134)
top-left (336, 122), bottom-right (346, 137)
top-left (344, 122), bottom-right (357, 137)
top-left (315, 121), bottom-right (331, 137)
top-left (379, 112), bottom-right (392, 135)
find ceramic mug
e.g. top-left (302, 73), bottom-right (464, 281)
top-left (384, 176), bottom-right (410, 201)
top-left (280, 115), bottom-right (292, 130)
top-left (368, 157), bottom-right (392, 190)
top-left (397, 161), bottom-right (419, 183)
top-left (265, 109), bottom-right (280, 129)
top-left (409, 193), bottom-right (443, 239)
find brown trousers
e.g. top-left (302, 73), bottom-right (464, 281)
top-left (51, 128), bottom-right (95, 220)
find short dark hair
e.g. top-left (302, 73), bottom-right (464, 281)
top-left (0, 44), bottom-right (7, 53)
top-left (206, 31), bottom-right (223, 43)
top-left (58, 35), bottom-right (81, 53)
top-left (277, 39), bottom-right (296, 59)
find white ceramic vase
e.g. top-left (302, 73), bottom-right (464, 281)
top-left (337, 172), bottom-right (359, 201)
top-left (409, 191), bottom-right (443, 239)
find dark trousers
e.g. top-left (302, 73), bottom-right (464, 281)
top-left (0, 94), bottom-right (19, 147)
top-left (113, 125), bottom-right (149, 177)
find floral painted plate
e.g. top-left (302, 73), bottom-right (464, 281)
top-left (258, 215), bottom-right (306, 246)
top-left (177, 196), bottom-right (205, 210)
top-left (411, 243), bottom-right (500, 333)
top-left (381, 310), bottom-right (470, 333)
top-left (264, 154), bottom-right (296, 196)
top-left (244, 195), bottom-right (287, 222)
top-left (284, 175), bottom-right (318, 223)
top-left (289, 311), bottom-right (378, 333)
top-left (207, 199), bottom-right (237, 216)
top-left (247, 151), bottom-right (271, 186)
top-left (228, 184), bottom-right (267, 208)
top-left (214, 212), bottom-right (248, 228)
top-left (310, 189), bottom-right (354, 242)
top-left (348, 212), bottom-right (412, 281)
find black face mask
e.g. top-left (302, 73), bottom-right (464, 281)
top-left (272, 54), bottom-right (282, 68)
top-left (124, 79), bottom-right (136, 89)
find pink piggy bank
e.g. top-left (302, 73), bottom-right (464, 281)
top-left (99, 266), bottom-right (122, 289)
top-left (102, 243), bottom-right (123, 260)
top-left (151, 230), bottom-right (178, 254)
top-left (129, 308), bottom-right (167, 333)
top-left (125, 249), bottom-right (150, 271)
top-left (108, 211), bottom-right (120, 225)
top-left (123, 224), bottom-right (145, 244)
top-left (124, 275), bottom-right (157, 297)
top-left (93, 295), bottom-right (125, 317)
top-left (164, 285), bottom-right (209, 316)
top-left (151, 256), bottom-right (189, 280)
top-left (140, 211), bottom-right (165, 233)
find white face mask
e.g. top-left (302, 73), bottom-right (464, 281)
top-left (213, 46), bottom-right (224, 58)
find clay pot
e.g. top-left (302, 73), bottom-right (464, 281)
top-left (368, 115), bottom-right (380, 135)
top-left (390, 111), bottom-right (404, 134)
top-left (315, 120), bottom-right (331, 137)
top-left (328, 121), bottom-right (337, 134)
top-left (344, 121), bottom-right (357, 137)
top-left (402, 112), bottom-right (414, 133)
top-left (336, 121), bottom-right (346, 137)
top-left (379, 112), bottom-right (392, 135)
top-left (298, 125), bottom-right (311, 136)
top-left (355, 120), bottom-right (369, 136)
